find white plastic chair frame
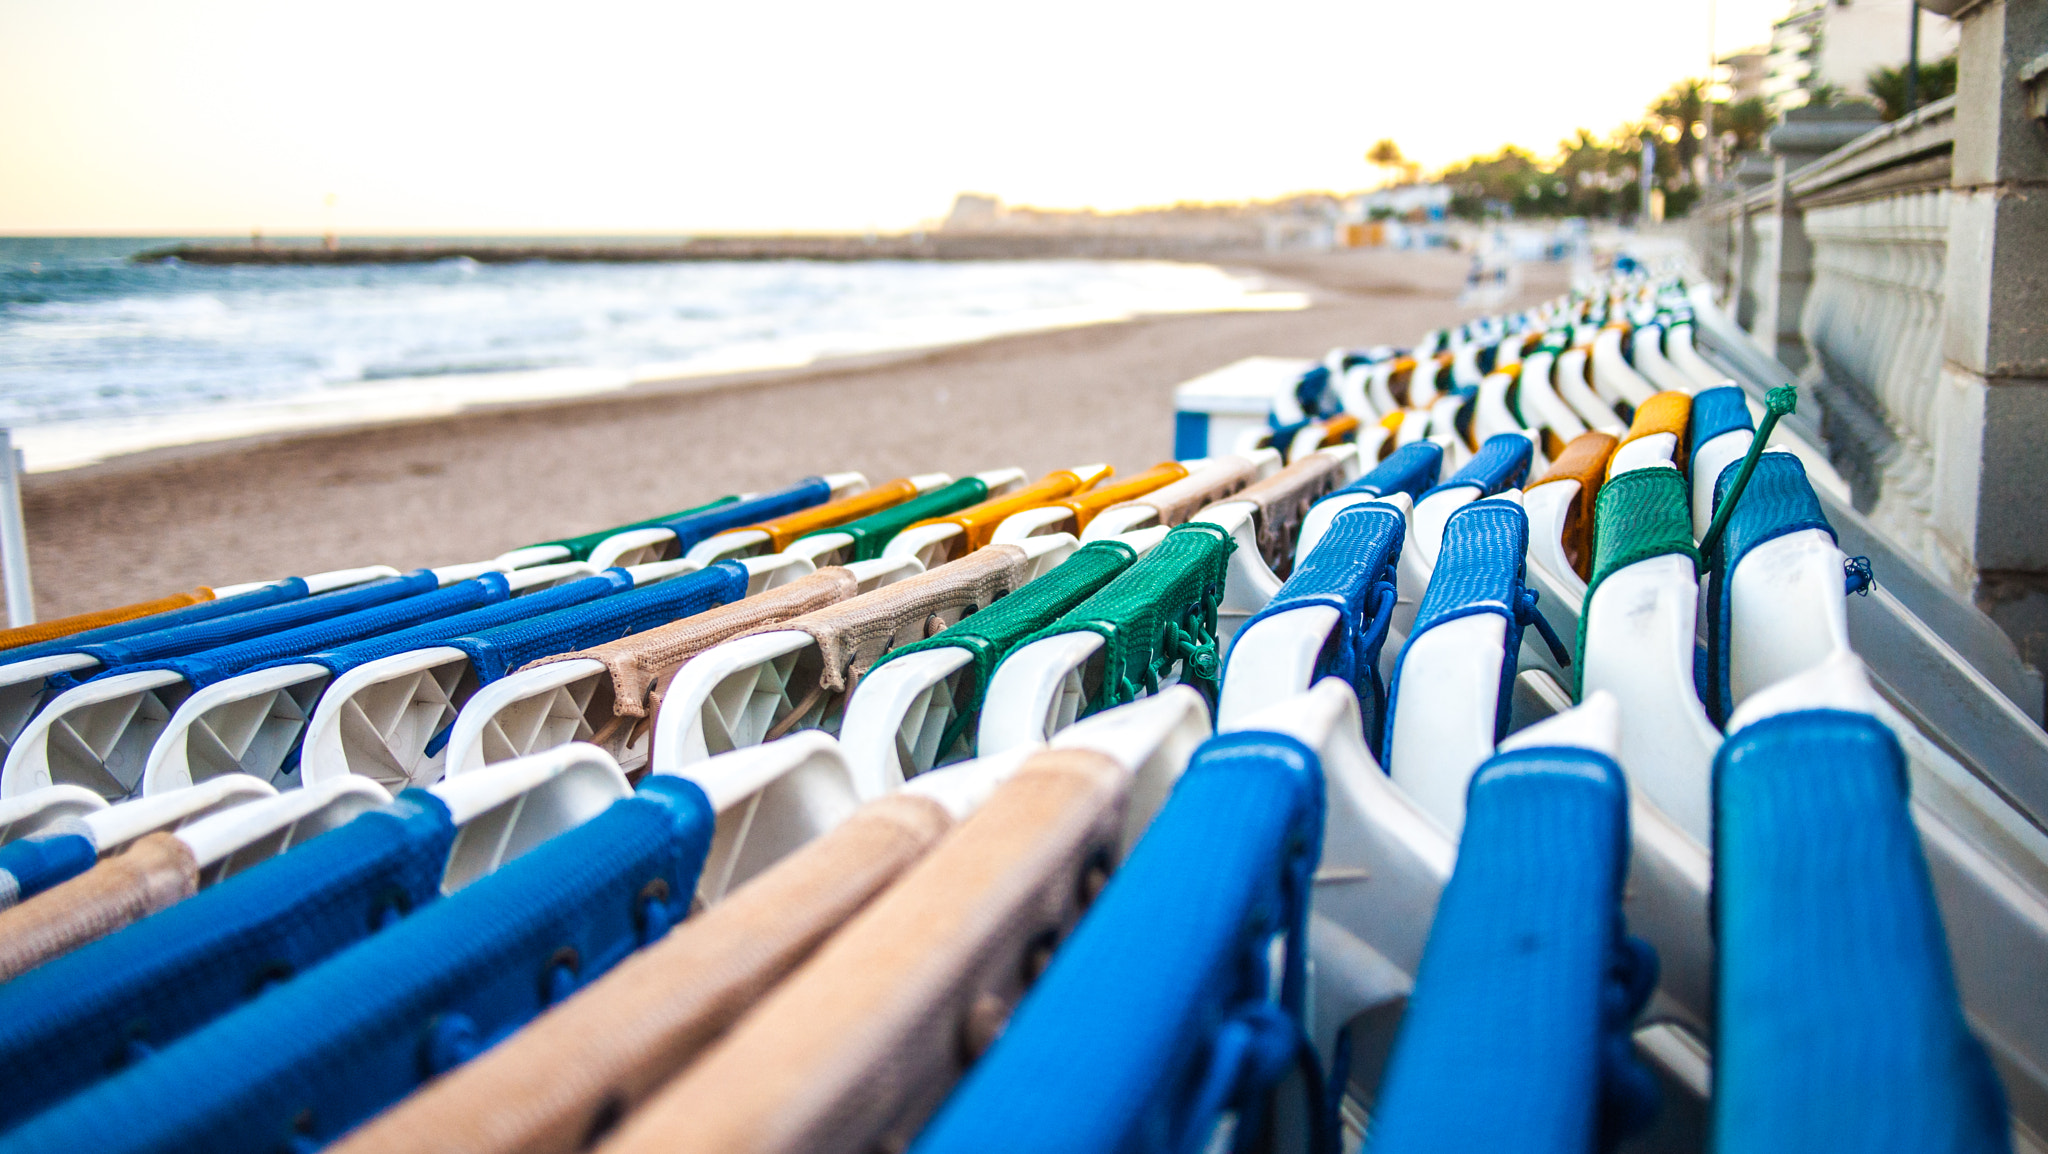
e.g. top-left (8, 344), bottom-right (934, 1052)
top-left (836, 529), bottom-right (1171, 793)
top-left (431, 554), bottom-right (925, 785)
top-left (683, 474), bottom-right (954, 566)
top-left (783, 470), bottom-right (1027, 569)
top-left (585, 472), bottom-right (870, 569)
top-left (0, 560), bottom-right (534, 803)
top-left (1631, 322), bottom-right (1698, 395)
top-left (293, 553), bottom-right (831, 794)
top-left (0, 566), bottom-right (403, 774)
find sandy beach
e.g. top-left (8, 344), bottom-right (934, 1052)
top-left (21, 248), bottom-right (1567, 618)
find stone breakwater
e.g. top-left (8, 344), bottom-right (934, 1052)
top-left (137, 233), bottom-right (1268, 265)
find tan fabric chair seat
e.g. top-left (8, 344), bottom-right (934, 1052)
top-left (1102, 456), bottom-right (1259, 529)
top-left (0, 833), bottom-right (197, 982)
top-left (1230, 450), bottom-right (1349, 577)
top-left (596, 749), bottom-right (1128, 1154)
top-left (519, 569), bottom-right (862, 734)
top-left (735, 545), bottom-right (1033, 705)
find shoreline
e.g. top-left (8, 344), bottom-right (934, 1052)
top-left (22, 249), bottom-right (1566, 618)
top-left (16, 258), bottom-right (1308, 475)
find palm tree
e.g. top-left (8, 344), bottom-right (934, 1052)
top-left (1867, 54), bottom-right (1958, 119)
top-left (1651, 80), bottom-right (1707, 178)
top-left (1366, 139), bottom-right (1406, 187)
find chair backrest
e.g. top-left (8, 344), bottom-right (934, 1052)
top-left (1010, 523), bottom-right (1234, 718)
top-left (1387, 499), bottom-right (1568, 830)
top-left (1223, 502), bottom-right (1404, 732)
top-left (1, 774), bottom-right (717, 1154)
top-left (444, 562), bottom-right (750, 685)
top-left (0, 788), bottom-right (460, 1131)
top-left (1713, 659), bottom-right (2010, 1154)
top-left (69, 570), bottom-right (440, 672)
top-left (910, 729), bottom-right (1326, 1154)
top-left (1703, 452), bottom-right (1843, 724)
top-left (861, 540), bottom-right (1138, 767)
top-left (1367, 737), bottom-right (1657, 1154)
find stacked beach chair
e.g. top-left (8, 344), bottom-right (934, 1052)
top-left (0, 275), bottom-right (2034, 1154)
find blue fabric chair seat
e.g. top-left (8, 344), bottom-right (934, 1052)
top-left (1385, 501), bottom-right (1567, 756)
top-left (913, 730), bottom-right (1325, 1154)
top-left (1230, 504), bottom-right (1404, 734)
top-left (0, 580), bottom-right (310, 666)
top-left (0, 793), bottom-right (460, 1129)
top-left (103, 574), bottom-right (514, 690)
top-left (1326, 442), bottom-right (1444, 503)
top-left (258, 569), bottom-right (635, 679)
top-left (2, 778), bottom-right (715, 1154)
top-left (1417, 433), bottom-right (1532, 503)
top-left (70, 570), bottom-right (443, 672)
top-left (1713, 709), bottom-right (2009, 1153)
top-left (1366, 745), bottom-right (1656, 1153)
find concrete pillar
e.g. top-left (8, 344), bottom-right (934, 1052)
top-left (1757, 105), bottom-right (1888, 372)
top-left (1927, 0), bottom-right (2048, 667)
top-left (1731, 199), bottom-right (1753, 327)
top-left (1760, 166), bottom-right (1814, 372)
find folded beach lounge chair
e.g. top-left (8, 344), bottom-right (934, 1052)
top-left (584, 474), bottom-right (868, 568)
top-left (290, 558), bottom-right (788, 791)
top-left (978, 523), bottom-right (1234, 755)
top-left (647, 538), bottom-right (1078, 780)
top-left (841, 537), bottom-right (1145, 785)
top-left (0, 744), bottom-right (718, 1154)
top-left (592, 696), bottom-right (1206, 1154)
top-left (435, 554), bottom-right (922, 777)
top-left (2, 564), bottom-right (536, 802)
top-left (683, 475), bottom-right (953, 565)
top-left (327, 692), bottom-right (1208, 1154)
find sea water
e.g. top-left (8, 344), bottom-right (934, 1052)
top-left (0, 237), bottom-right (1303, 471)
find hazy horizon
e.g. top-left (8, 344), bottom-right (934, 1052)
top-left (3, 0), bottom-right (1791, 235)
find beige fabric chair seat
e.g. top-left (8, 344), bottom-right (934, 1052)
top-left (0, 832), bottom-right (197, 982)
top-left (597, 749), bottom-right (1128, 1154)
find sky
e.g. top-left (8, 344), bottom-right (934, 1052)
top-left (0, 0), bottom-right (1793, 235)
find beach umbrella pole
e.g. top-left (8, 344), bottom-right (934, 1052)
top-left (0, 429), bottom-right (35, 626)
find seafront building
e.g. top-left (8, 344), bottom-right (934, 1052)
top-left (1762, 0), bottom-right (1959, 111)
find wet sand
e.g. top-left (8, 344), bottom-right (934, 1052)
top-left (22, 248), bottom-right (1566, 617)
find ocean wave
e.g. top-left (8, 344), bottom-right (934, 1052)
top-left (0, 242), bottom-right (1305, 467)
